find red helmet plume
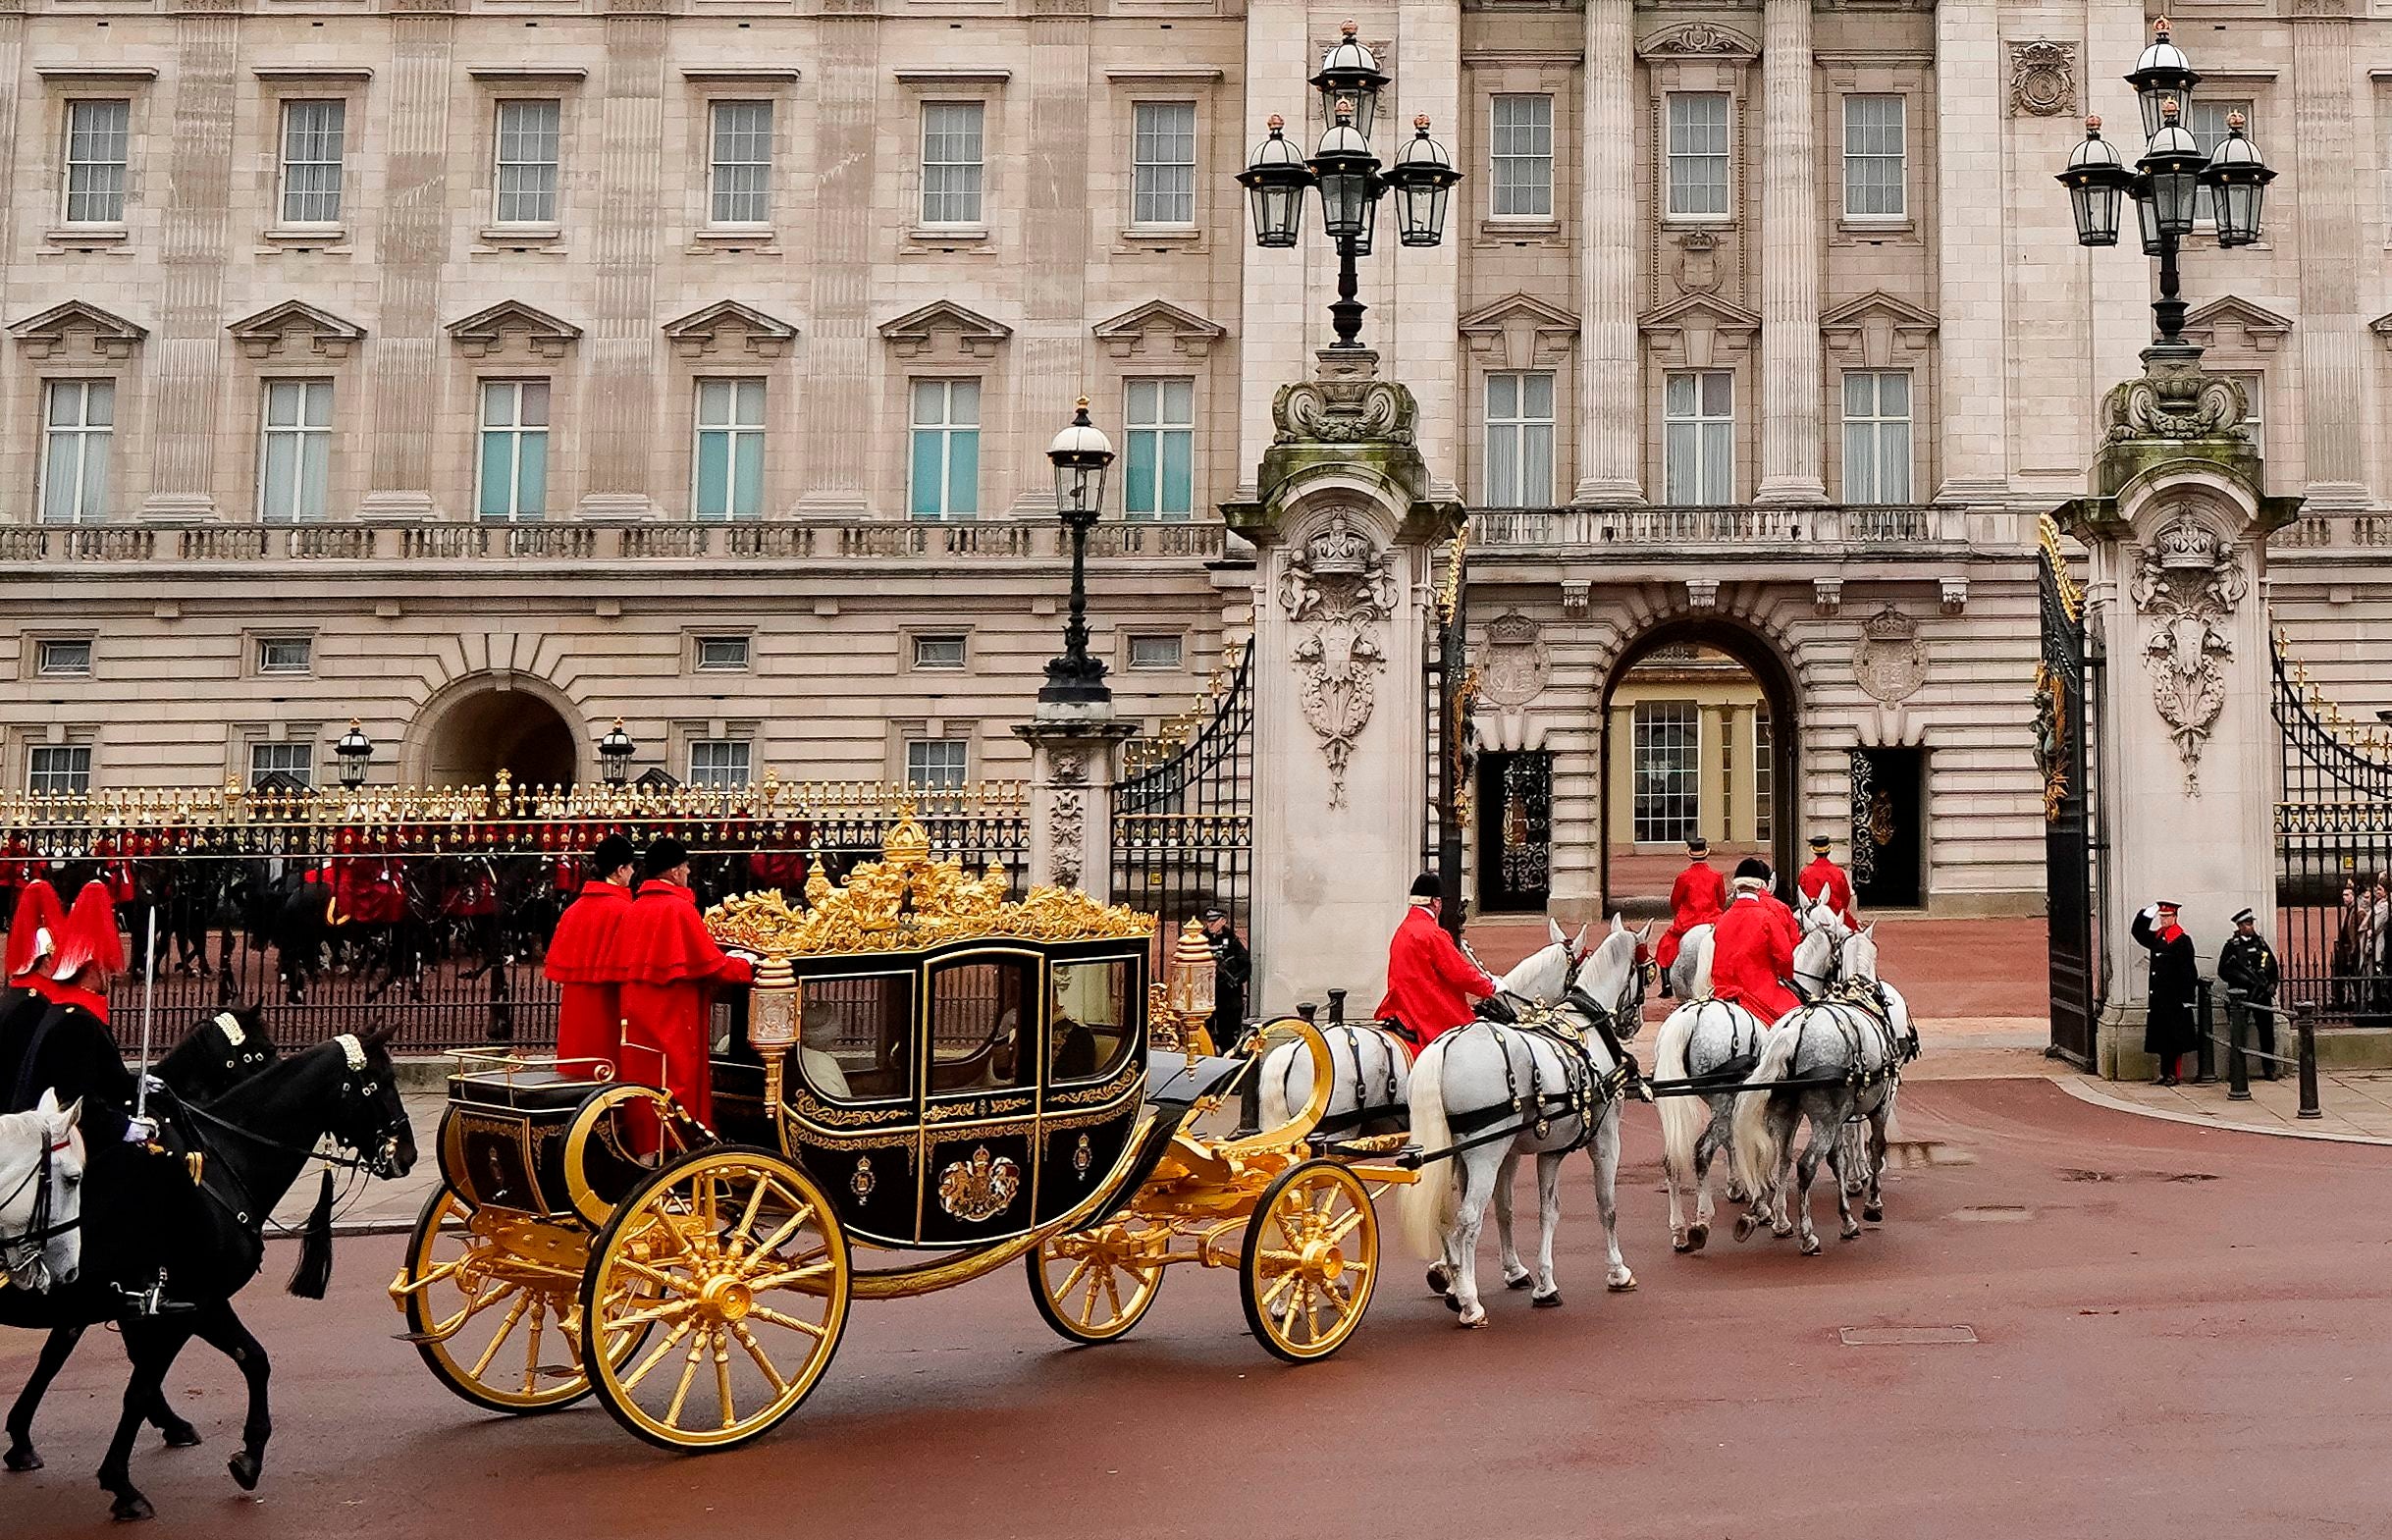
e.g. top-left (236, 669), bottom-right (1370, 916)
top-left (4, 879), bottom-right (67, 983)
top-left (46, 881), bottom-right (126, 985)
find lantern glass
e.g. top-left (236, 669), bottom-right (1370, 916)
top-left (2214, 178), bottom-right (2260, 246)
top-left (2136, 186), bottom-right (2164, 256)
top-left (1053, 458), bottom-right (1105, 518)
top-left (2068, 180), bottom-right (2122, 247)
top-left (2149, 165), bottom-right (2199, 238)
top-left (1317, 165), bottom-right (1369, 239)
top-left (1394, 177), bottom-right (1449, 246)
top-left (1248, 178), bottom-right (1302, 246)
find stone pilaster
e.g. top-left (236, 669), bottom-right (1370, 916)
top-left (1753, 0), bottom-right (1825, 504)
top-left (577, 3), bottom-right (668, 520)
top-left (794, 8), bottom-right (877, 514)
top-left (1007, 5), bottom-right (1092, 516)
top-left (2290, 9), bottom-right (2370, 508)
top-left (361, 1), bottom-right (458, 522)
top-left (1395, 0), bottom-right (1462, 498)
top-left (1232, 3), bottom-right (1310, 496)
top-left (1573, 0), bottom-right (1641, 503)
top-left (1013, 717), bottom-right (1139, 899)
top-left (139, 0), bottom-right (240, 521)
top-left (1933, 0), bottom-right (2006, 499)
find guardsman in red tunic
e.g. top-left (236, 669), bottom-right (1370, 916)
top-left (1796, 834), bottom-right (1860, 929)
top-left (1374, 873), bottom-right (1498, 1049)
top-left (613, 838), bottom-right (752, 1129)
top-left (544, 834), bottom-right (637, 1077)
top-left (1655, 836), bottom-right (1727, 993)
top-left (1710, 859), bottom-right (1802, 1023)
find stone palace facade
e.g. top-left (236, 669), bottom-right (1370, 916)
top-left (3, 0), bottom-right (2391, 920)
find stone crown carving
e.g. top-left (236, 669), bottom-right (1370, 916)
top-left (2007, 40), bottom-right (2076, 118)
top-left (2102, 357), bottom-right (2248, 444)
top-left (1271, 355), bottom-right (1418, 447)
top-left (1279, 514), bottom-right (1397, 806)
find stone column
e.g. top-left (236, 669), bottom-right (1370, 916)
top-left (1013, 718), bottom-right (1140, 899)
top-left (1753, 0), bottom-right (1825, 504)
top-left (2289, 10), bottom-right (2370, 508)
top-left (1573, 0), bottom-right (1642, 502)
top-left (361, 1), bottom-right (457, 522)
top-left (578, 2), bottom-right (668, 519)
top-left (1223, 349), bottom-right (1462, 1012)
top-left (2065, 353), bottom-right (2297, 1078)
top-left (139, 0), bottom-right (240, 521)
top-left (794, 10), bottom-right (877, 514)
top-left (1933, 0), bottom-right (2006, 500)
top-left (1232, 3), bottom-right (1310, 495)
top-left (1396, 0), bottom-right (1462, 498)
top-left (1007, 5), bottom-right (1092, 516)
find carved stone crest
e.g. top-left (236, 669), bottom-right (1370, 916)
top-left (1047, 787), bottom-right (1086, 888)
top-left (1270, 349), bottom-right (1418, 446)
top-left (1478, 611), bottom-right (1549, 709)
top-left (2007, 40), bottom-right (2076, 118)
top-left (1854, 607), bottom-right (1929, 706)
top-left (2103, 357), bottom-right (2248, 443)
top-left (1280, 514), bottom-right (1398, 807)
top-left (2130, 513), bottom-right (2249, 795)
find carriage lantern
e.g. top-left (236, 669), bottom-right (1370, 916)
top-left (334, 720), bottom-right (374, 788)
top-left (2058, 116), bottom-right (2130, 247)
top-left (1165, 917), bottom-right (1217, 1051)
top-left (1382, 115), bottom-right (1461, 248)
top-left (597, 718), bottom-right (635, 785)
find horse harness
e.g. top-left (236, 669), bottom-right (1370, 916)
top-left (0, 1122), bottom-right (80, 1290)
top-left (1444, 995), bottom-right (1640, 1157)
top-left (1290, 1024), bottom-right (1409, 1141)
top-left (1799, 982), bottom-right (1915, 1098)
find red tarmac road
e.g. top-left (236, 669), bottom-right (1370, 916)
top-left (7, 1080), bottom-right (2388, 1540)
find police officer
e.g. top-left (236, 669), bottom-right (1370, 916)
top-left (2216, 907), bottom-right (2281, 1081)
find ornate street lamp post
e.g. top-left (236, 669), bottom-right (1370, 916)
top-left (334, 719), bottom-right (373, 789)
top-left (1039, 398), bottom-right (1116, 709)
top-left (597, 718), bottom-right (635, 786)
top-left (1238, 22), bottom-right (1460, 350)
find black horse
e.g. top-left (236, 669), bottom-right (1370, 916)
top-left (4, 1006), bottom-right (279, 1471)
top-left (0, 1027), bottom-right (414, 1521)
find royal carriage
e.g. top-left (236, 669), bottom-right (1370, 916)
top-left (390, 814), bottom-right (1407, 1452)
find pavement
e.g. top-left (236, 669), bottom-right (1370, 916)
top-left (13, 1076), bottom-right (2392, 1539)
top-left (2062, 1067), bottom-right (2392, 1146)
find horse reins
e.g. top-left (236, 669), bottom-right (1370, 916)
top-left (0, 1129), bottom-right (81, 1285)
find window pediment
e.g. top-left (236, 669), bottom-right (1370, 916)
top-left (2371, 313), bottom-right (2392, 351)
top-left (1640, 292), bottom-right (1759, 366)
top-left (1460, 292), bottom-right (1580, 370)
top-left (1636, 23), bottom-right (1760, 64)
top-left (10, 299), bottom-right (146, 361)
top-left (446, 300), bottom-right (582, 361)
top-left (227, 300), bottom-right (366, 362)
top-left (878, 300), bottom-right (1011, 362)
top-left (2181, 295), bottom-right (2293, 354)
top-left (1090, 299), bottom-right (1225, 360)
top-left (663, 300), bottom-right (798, 361)
top-left (1818, 291), bottom-right (1939, 366)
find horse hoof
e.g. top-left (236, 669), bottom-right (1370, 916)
top-left (1607, 1272), bottom-right (1637, 1294)
top-left (1731, 1213), bottom-right (1758, 1244)
top-left (1425, 1266), bottom-right (1451, 1297)
top-left (1532, 1292), bottom-right (1563, 1308)
top-left (1458, 1311), bottom-right (1488, 1330)
top-left (110, 1494), bottom-right (155, 1522)
top-left (228, 1453), bottom-right (261, 1492)
top-left (1504, 1272), bottom-right (1533, 1291)
top-left (1799, 1235), bottom-right (1823, 1256)
top-left (1863, 1203), bottom-right (1884, 1223)
top-left (1443, 1294), bottom-right (1462, 1313)
top-left (4, 1446), bottom-right (40, 1473)
top-left (1671, 1237), bottom-right (1692, 1254)
top-left (1772, 1222), bottom-right (1796, 1240)
top-left (159, 1423), bottom-right (201, 1451)
top-left (1685, 1223), bottom-right (1709, 1254)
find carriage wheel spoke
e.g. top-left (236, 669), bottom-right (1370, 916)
top-left (1324, 1201), bottom-right (1368, 1245)
top-left (1302, 1287), bottom-right (1323, 1344)
top-left (611, 1256), bottom-right (702, 1298)
top-left (1098, 1266), bottom-right (1126, 1323)
top-left (1260, 1267), bottom-right (1302, 1311)
top-left (740, 1259), bottom-right (837, 1293)
top-left (728, 1322), bottom-right (789, 1395)
top-left (725, 1177), bottom-right (772, 1259)
top-left (466, 1291), bottom-right (533, 1379)
top-left (746, 1304), bottom-right (827, 1340)
top-left (603, 1296), bottom-right (693, 1332)
top-left (521, 1298), bottom-right (548, 1395)
top-left (746, 1202), bottom-right (817, 1263)
top-left (618, 1318), bottom-right (697, 1393)
top-left (714, 1330), bottom-right (737, 1429)
top-left (663, 1332), bottom-right (706, 1427)
top-left (1053, 1256), bottom-right (1092, 1303)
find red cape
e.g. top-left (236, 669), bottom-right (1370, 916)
top-left (611, 880), bottom-right (751, 987)
top-left (544, 880), bottom-right (632, 984)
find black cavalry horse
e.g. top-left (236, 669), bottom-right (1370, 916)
top-left (4, 1006), bottom-right (279, 1472)
top-left (0, 1027), bottom-right (414, 1521)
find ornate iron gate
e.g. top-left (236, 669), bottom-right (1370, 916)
top-left (1476, 751), bottom-right (1552, 912)
top-left (1110, 645), bottom-right (1253, 937)
top-left (2038, 516), bottom-right (2099, 1063)
top-left (2272, 639), bottom-right (2392, 1026)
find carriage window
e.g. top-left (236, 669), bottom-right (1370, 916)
top-left (928, 955), bottom-right (1035, 1094)
top-left (1048, 959), bottom-right (1137, 1085)
top-left (796, 973), bottom-right (913, 1104)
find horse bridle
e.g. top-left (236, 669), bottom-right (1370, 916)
top-left (1792, 926), bottom-right (1845, 1002)
top-left (0, 1128), bottom-right (81, 1288)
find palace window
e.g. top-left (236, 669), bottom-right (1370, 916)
top-left (920, 102), bottom-right (985, 226)
top-left (1123, 377), bottom-right (1195, 520)
top-left (1631, 701), bottom-right (1701, 845)
top-left (1665, 93), bottom-right (1730, 220)
top-left (39, 380), bottom-right (114, 525)
top-left (258, 379), bottom-right (335, 523)
top-left (906, 738), bottom-right (970, 790)
top-left (1841, 95), bottom-right (1905, 220)
top-left (1484, 371), bottom-right (1555, 507)
top-left (35, 639), bottom-right (92, 678)
top-left (1490, 94), bottom-right (1554, 219)
top-left (248, 742), bottom-right (315, 789)
top-left (63, 99), bottom-right (131, 225)
top-left (1840, 371), bottom-right (1912, 504)
top-left (912, 634), bottom-right (968, 670)
top-left (688, 738), bottom-right (753, 789)
top-left (909, 379), bottom-right (981, 520)
top-left (1753, 708), bottom-right (1774, 843)
top-left (279, 100), bottom-right (346, 225)
top-left (694, 635), bottom-right (751, 672)
top-left (1127, 634), bottom-right (1183, 671)
top-left (1663, 370), bottom-right (1733, 504)
top-left (494, 99), bottom-right (561, 225)
top-left (1131, 102), bottom-right (1196, 227)
top-left (256, 637), bottom-right (313, 674)
top-left (2223, 371), bottom-right (2263, 458)
top-left (476, 380), bottom-right (550, 521)
top-left (27, 744), bottom-right (92, 796)
top-left (708, 100), bottom-right (773, 226)
top-left (692, 378), bottom-right (766, 521)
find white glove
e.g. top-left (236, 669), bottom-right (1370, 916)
top-left (140, 1074), bottom-right (167, 1098)
top-left (2140, 904), bottom-right (2158, 922)
top-left (123, 1115), bottom-right (158, 1144)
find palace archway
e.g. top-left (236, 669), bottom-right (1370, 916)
top-left (405, 674), bottom-right (584, 788)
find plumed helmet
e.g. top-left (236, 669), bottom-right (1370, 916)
top-left (1409, 872), bottom-right (1443, 899)
top-left (644, 837), bottom-right (692, 877)
top-left (593, 833), bottom-right (637, 874)
top-left (4, 878), bottom-right (67, 983)
top-left (47, 880), bottom-right (126, 984)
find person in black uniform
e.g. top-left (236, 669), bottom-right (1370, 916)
top-left (2131, 899), bottom-right (2199, 1086)
top-left (1202, 908), bottom-right (1265, 1138)
top-left (2216, 906), bottom-right (2282, 1081)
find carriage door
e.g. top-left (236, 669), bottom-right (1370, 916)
top-left (1849, 748), bottom-right (1924, 908)
top-left (1034, 951), bottom-right (1145, 1227)
top-left (1475, 752), bottom-right (1553, 913)
top-left (918, 950), bottom-right (1042, 1248)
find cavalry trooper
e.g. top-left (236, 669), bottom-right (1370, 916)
top-left (612, 838), bottom-right (752, 1134)
top-left (1375, 873), bottom-right (1498, 1051)
top-left (0, 877), bottom-right (67, 1058)
top-left (1797, 834), bottom-right (1860, 929)
top-left (2216, 906), bottom-right (2281, 1081)
top-left (1656, 836), bottom-right (1726, 996)
top-left (544, 833), bottom-right (637, 1078)
top-left (1710, 858), bottom-right (1801, 1024)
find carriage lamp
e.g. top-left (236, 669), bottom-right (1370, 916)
top-left (1038, 399), bottom-right (1116, 710)
top-left (1237, 116), bottom-right (1309, 248)
top-left (334, 720), bottom-right (374, 788)
top-left (2058, 117), bottom-right (2130, 247)
top-left (1166, 918), bottom-right (1217, 1056)
top-left (747, 957), bottom-right (800, 1142)
top-left (597, 718), bottom-right (636, 785)
top-left (2139, 99), bottom-right (2206, 242)
top-left (2198, 111), bottom-right (2275, 248)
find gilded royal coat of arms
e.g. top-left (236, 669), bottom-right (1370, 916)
top-left (936, 1146), bottom-right (1023, 1223)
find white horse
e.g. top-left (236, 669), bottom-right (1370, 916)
top-left (1399, 919), bottom-right (1651, 1327)
top-left (1728, 927), bottom-right (1911, 1254)
top-left (1666, 923), bottom-right (1714, 1001)
top-left (1254, 919), bottom-right (1586, 1135)
top-left (0, 1092), bottom-right (85, 1296)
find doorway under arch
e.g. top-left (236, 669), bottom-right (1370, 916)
top-left (408, 676), bottom-right (583, 788)
top-left (1597, 619), bottom-right (1800, 916)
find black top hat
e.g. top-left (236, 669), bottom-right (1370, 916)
top-left (1685, 836), bottom-right (1709, 854)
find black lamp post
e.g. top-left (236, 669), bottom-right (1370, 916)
top-left (1039, 398), bottom-right (1116, 709)
top-left (2057, 21), bottom-right (2274, 350)
top-left (597, 718), bottom-right (635, 786)
top-left (1238, 24), bottom-right (1459, 350)
top-left (334, 720), bottom-right (373, 789)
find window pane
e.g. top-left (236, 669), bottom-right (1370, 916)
top-left (479, 431), bottom-right (513, 517)
top-left (516, 432), bottom-right (547, 516)
top-left (1701, 370), bottom-right (1732, 416)
top-left (1132, 101), bottom-right (1196, 225)
top-left (947, 378), bottom-right (980, 425)
top-left (695, 432), bottom-right (730, 518)
top-left (910, 429), bottom-right (942, 516)
top-left (1124, 430), bottom-right (1157, 517)
top-left (732, 432), bottom-right (764, 517)
top-left (1159, 430), bottom-right (1193, 516)
top-left (710, 100), bottom-right (773, 224)
top-left (945, 428), bottom-right (979, 515)
top-left (922, 102), bottom-right (985, 223)
top-left (281, 100), bottom-right (346, 223)
top-left (1491, 94), bottom-right (1555, 219)
top-left (261, 432), bottom-right (297, 521)
top-left (65, 100), bottom-right (131, 223)
top-left (1667, 93), bottom-right (1729, 217)
top-left (1701, 421), bottom-right (1732, 502)
top-left (495, 100), bottom-right (561, 223)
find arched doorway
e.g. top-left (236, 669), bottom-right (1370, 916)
top-left (1597, 620), bottom-right (1799, 916)
top-left (408, 675), bottom-right (583, 787)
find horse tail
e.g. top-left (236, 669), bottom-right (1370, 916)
top-left (1397, 1033), bottom-right (1460, 1261)
top-left (1655, 1004), bottom-right (1702, 1186)
top-left (1256, 1041), bottom-right (1294, 1130)
top-left (1731, 1022), bottom-right (1803, 1199)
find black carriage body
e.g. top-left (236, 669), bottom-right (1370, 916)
top-left (728, 934), bottom-right (1150, 1249)
top-left (434, 1070), bottom-right (646, 1222)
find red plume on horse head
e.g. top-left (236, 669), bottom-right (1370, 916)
top-left (5, 877), bottom-right (69, 983)
top-left (46, 880), bottom-right (127, 984)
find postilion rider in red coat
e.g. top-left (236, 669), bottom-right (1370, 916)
top-left (543, 834), bottom-right (637, 1078)
top-left (1796, 833), bottom-right (1860, 929)
top-left (1656, 836), bottom-right (1727, 995)
top-left (1709, 858), bottom-right (1802, 1024)
top-left (1375, 873), bottom-right (1499, 1050)
top-left (611, 838), bottom-right (752, 1129)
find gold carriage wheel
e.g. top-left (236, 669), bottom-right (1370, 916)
top-left (1240, 1159), bottom-right (1379, 1364)
top-left (578, 1145), bottom-right (850, 1453)
top-left (1025, 1215), bottom-right (1169, 1346)
top-left (401, 1185), bottom-right (603, 1415)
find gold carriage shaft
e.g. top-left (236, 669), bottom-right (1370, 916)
top-left (391, 812), bottom-right (1412, 1452)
